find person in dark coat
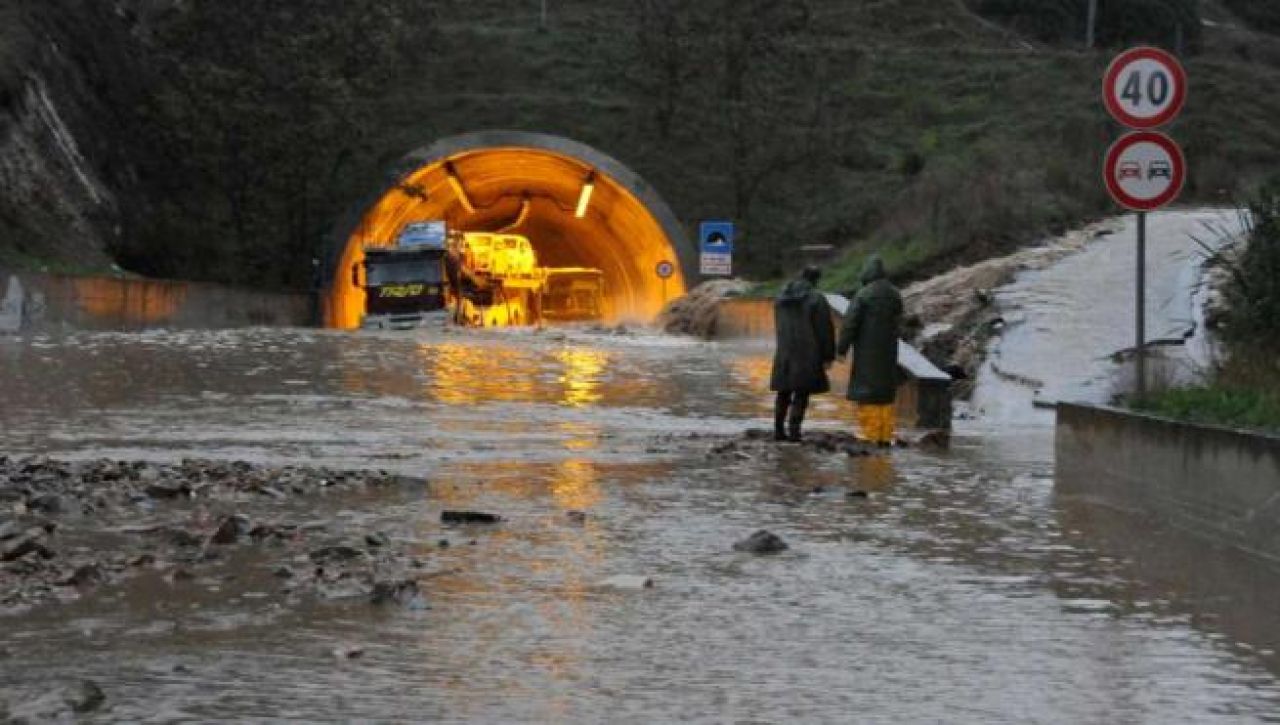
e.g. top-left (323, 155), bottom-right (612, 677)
top-left (837, 255), bottom-right (903, 446)
top-left (769, 266), bottom-right (836, 441)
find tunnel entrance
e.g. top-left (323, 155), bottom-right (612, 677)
top-left (326, 132), bottom-right (694, 329)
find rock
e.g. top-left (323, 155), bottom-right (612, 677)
top-left (2, 534), bottom-right (55, 563)
top-left (249, 524), bottom-right (284, 541)
top-left (847, 490), bottom-right (869, 499)
top-left (273, 566), bottom-right (295, 579)
top-left (256, 486), bottom-right (288, 500)
top-left (310, 545), bottom-right (365, 563)
top-left (437, 539), bottom-right (450, 548)
top-left (128, 553), bottom-right (156, 567)
top-left (364, 532), bottom-right (390, 548)
top-left (370, 578), bottom-right (425, 608)
top-left (210, 514), bottom-right (251, 545)
top-left (597, 574), bottom-right (654, 590)
top-left (60, 563), bottom-right (104, 587)
top-left (332, 645), bottom-right (364, 660)
top-left (0, 519), bottom-right (22, 541)
top-left (167, 567), bottom-right (195, 582)
top-left (65, 680), bottom-right (105, 714)
top-left (166, 528), bottom-right (205, 548)
top-left (566, 510), bottom-right (587, 525)
top-left (441, 511), bottom-right (502, 524)
top-left (145, 482), bottom-right (189, 499)
top-left (28, 493), bottom-right (64, 515)
top-left (733, 530), bottom-right (789, 555)
top-left (916, 430), bottom-right (951, 450)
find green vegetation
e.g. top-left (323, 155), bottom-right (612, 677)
top-left (1133, 376), bottom-right (1280, 434)
top-left (1221, 177), bottom-right (1280, 347)
top-left (1130, 174), bottom-right (1280, 432)
top-left (2, 1), bottom-right (1280, 292)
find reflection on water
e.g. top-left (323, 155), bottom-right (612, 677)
top-left (1, 327), bottom-right (1279, 721)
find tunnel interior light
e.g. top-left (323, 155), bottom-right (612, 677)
top-left (445, 161), bottom-right (476, 215)
top-left (575, 172), bottom-right (596, 219)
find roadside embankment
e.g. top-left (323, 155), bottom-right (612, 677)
top-left (1056, 403), bottom-right (1280, 564)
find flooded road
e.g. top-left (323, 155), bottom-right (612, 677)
top-left (3, 250), bottom-right (1280, 720)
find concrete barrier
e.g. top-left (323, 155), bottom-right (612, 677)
top-left (0, 270), bottom-right (313, 332)
top-left (714, 296), bottom-right (953, 429)
top-left (1056, 403), bottom-right (1280, 564)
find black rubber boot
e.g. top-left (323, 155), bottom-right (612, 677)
top-left (773, 392), bottom-right (790, 442)
top-left (787, 392), bottom-right (809, 442)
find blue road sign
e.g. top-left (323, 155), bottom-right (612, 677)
top-left (397, 221), bottom-right (448, 250)
top-left (699, 220), bottom-right (734, 276)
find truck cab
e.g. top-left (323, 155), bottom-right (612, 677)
top-left (356, 222), bottom-right (448, 330)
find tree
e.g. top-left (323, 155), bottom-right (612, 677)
top-left (124, 0), bottom-right (437, 288)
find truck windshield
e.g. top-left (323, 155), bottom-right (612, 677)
top-left (366, 257), bottom-right (442, 285)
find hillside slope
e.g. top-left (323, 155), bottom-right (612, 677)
top-left (1, 0), bottom-right (1278, 288)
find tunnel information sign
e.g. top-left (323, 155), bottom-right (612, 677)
top-left (699, 221), bottom-right (734, 276)
top-left (1104, 131), bottom-right (1186, 211)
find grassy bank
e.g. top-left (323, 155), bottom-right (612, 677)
top-left (1134, 383), bottom-right (1280, 434)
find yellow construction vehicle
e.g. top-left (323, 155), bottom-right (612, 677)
top-left (447, 232), bottom-right (547, 327)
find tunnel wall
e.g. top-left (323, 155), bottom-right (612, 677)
top-left (1056, 403), bottom-right (1280, 564)
top-left (0, 270), bottom-right (312, 332)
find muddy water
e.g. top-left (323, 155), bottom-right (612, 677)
top-left (2, 324), bottom-right (1280, 722)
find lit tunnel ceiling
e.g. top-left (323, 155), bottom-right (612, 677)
top-left (327, 133), bottom-right (694, 329)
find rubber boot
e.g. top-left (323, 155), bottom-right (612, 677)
top-left (773, 393), bottom-right (789, 442)
top-left (787, 392), bottom-right (809, 442)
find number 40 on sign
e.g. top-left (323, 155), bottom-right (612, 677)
top-left (1103, 46), bottom-right (1187, 130)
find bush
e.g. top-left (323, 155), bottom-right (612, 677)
top-left (1223, 176), bottom-right (1280, 350)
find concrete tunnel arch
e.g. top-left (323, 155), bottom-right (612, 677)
top-left (326, 131), bottom-right (695, 329)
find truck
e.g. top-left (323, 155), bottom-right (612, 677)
top-left (541, 268), bottom-right (605, 322)
top-left (355, 222), bottom-right (448, 330)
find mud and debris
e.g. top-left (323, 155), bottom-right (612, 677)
top-left (657, 279), bottom-right (753, 337)
top-left (682, 428), bottom-right (939, 463)
top-left (901, 219), bottom-right (1123, 397)
top-left (0, 456), bottom-right (426, 614)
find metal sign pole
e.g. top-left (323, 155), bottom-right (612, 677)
top-left (1136, 211), bottom-right (1147, 399)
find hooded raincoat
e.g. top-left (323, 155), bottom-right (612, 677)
top-left (769, 278), bottom-right (836, 394)
top-left (837, 257), bottom-right (903, 404)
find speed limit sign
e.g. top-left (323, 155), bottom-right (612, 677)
top-left (1104, 47), bottom-right (1187, 129)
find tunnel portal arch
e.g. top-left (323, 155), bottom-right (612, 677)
top-left (326, 131), bottom-right (695, 329)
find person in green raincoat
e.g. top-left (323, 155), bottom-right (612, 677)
top-left (837, 256), bottom-right (903, 446)
top-left (769, 266), bottom-right (835, 441)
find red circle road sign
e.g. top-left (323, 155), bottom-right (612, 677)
top-left (655, 260), bottom-right (675, 279)
top-left (1104, 131), bottom-right (1186, 211)
top-left (1103, 47), bottom-right (1188, 129)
